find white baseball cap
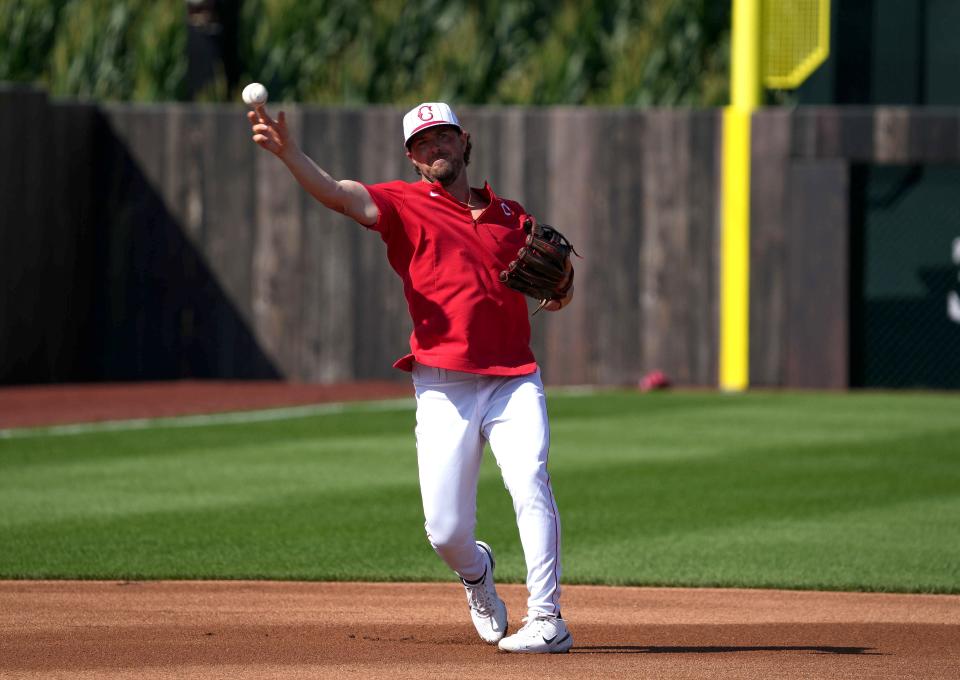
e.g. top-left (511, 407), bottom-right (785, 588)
top-left (403, 102), bottom-right (461, 146)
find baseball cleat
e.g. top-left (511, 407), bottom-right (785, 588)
top-left (461, 541), bottom-right (508, 644)
top-left (497, 613), bottom-right (573, 654)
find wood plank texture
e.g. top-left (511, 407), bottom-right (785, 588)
top-left (590, 110), bottom-right (645, 386)
top-left (783, 161), bottom-right (850, 388)
top-left (640, 110), bottom-right (721, 386)
top-left (299, 107), bottom-right (361, 382)
top-left (873, 108), bottom-right (912, 163)
top-left (543, 108), bottom-right (596, 385)
top-left (252, 106), bottom-right (305, 378)
top-left (750, 110), bottom-right (791, 387)
top-left (355, 107), bottom-right (409, 380)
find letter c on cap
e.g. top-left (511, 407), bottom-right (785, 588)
top-left (418, 105), bottom-right (434, 122)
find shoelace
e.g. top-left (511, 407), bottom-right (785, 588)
top-left (465, 578), bottom-right (496, 616)
top-left (517, 614), bottom-right (555, 633)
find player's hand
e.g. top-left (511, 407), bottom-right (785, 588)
top-left (248, 105), bottom-right (295, 159)
top-left (544, 260), bottom-right (574, 312)
top-left (543, 286), bottom-right (573, 312)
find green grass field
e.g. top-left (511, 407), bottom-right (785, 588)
top-left (1, 390), bottom-right (958, 592)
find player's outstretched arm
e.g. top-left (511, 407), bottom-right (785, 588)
top-left (248, 105), bottom-right (378, 226)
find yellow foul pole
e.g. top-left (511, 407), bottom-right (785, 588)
top-left (721, 0), bottom-right (761, 391)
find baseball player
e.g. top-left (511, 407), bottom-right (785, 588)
top-left (247, 101), bottom-right (574, 653)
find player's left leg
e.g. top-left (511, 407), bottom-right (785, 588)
top-left (412, 363), bottom-right (508, 644)
top-left (482, 369), bottom-right (571, 652)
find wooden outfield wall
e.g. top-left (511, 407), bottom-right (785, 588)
top-left (4, 87), bottom-right (958, 388)
top-left (1, 89), bottom-right (721, 387)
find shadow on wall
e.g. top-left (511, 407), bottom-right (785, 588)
top-left (89, 107), bottom-right (281, 381)
top-left (0, 90), bottom-right (279, 384)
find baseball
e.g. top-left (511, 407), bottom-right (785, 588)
top-left (242, 82), bottom-right (268, 107)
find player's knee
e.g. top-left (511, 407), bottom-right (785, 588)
top-left (424, 516), bottom-right (474, 553)
top-left (501, 462), bottom-right (550, 500)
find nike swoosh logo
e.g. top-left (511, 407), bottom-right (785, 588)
top-left (542, 634), bottom-right (558, 644)
top-left (429, 191), bottom-right (440, 197)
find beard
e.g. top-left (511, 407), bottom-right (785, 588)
top-left (424, 157), bottom-right (463, 186)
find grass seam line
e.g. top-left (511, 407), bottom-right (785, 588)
top-left (0, 398), bottom-right (416, 439)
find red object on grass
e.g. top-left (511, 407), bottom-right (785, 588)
top-left (639, 370), bottom-right (671, 392)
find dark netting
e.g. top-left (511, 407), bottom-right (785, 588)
top-left (850, 165), bottom-right (960, 389)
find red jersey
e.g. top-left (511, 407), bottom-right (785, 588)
top-left (362, 179), bottom-right (536, 375)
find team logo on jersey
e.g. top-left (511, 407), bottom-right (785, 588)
top-left (418, 105), bottom-right (434, 121)
top-left (501, 202), bottom-right (513, 216)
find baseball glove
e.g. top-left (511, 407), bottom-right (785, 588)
top-left (499, 217), bottom-right (577, 314)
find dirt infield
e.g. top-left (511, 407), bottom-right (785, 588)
top-left (3, 381), bottom-right (959, 678)
top-left (1, 581), bottom-right (958, 679)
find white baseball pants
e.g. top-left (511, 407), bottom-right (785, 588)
top-left (412, 362), bottom-right (562, 616)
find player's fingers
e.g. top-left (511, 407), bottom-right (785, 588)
top-left (544, 284), bottom-right (573, 313)
top-left (252, 134), bottom-right (279, 154)
top-left (256, 104), bottom-right (275, 126)
top-left (544, 298), bottom-right (570, 312)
